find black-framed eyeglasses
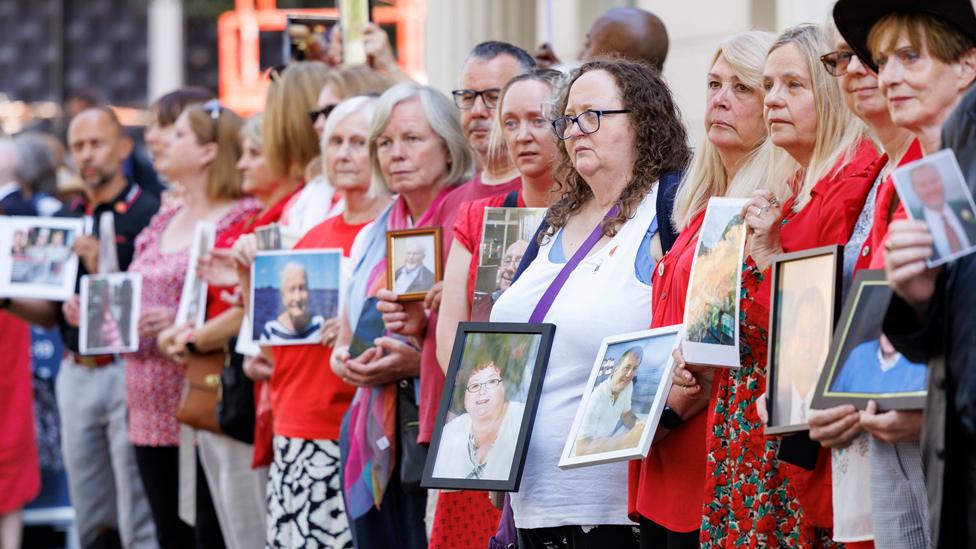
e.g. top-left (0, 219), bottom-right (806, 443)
top-left (309, 105), bottom-right (337, 124)
top-left (550, 109), bottom-right (631, 140)
top-left (820, 51), bottom-right (857, 77)
top-left (202, 99), bottom-right (222, 122)
top-left (451, 88), bottom-right (501, 110)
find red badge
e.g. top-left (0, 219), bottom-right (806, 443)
top-left (114, 202), bottom-right (127, 214)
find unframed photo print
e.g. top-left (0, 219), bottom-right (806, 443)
top-left (682, 197), bottom-right (748, 367)
top-left (472, 207), bottom-right (546, 321)
top-left (559, 325), bottom-right (680, 469)
top-left (423, 322), bottom-right (555, 492)
top-left (892, 148), bottom-right (976, 267)
top-left (251, 249), bottom-right (342, 346)
top-left (79, 272), bottom-right (141, 355)
top-left (0, 216), bottom-right (83, 301)
top-left (175, 222), bottom-right (216, 328)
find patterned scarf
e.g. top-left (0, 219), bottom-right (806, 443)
top-left (343, 188), bottom-right (452, 518)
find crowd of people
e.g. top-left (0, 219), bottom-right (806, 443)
top-left (1, 0), bottom-right (975, 548)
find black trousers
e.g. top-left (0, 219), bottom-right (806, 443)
top-left (132, 445), bottom-right (226, 549)
top-left (639, 516), bottom-right (699, 549)
top-left (517, 525), bottom-right (639, 549)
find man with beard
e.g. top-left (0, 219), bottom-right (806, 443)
top-left (0, 107), bottom-right (158, 548)
top-left (261, 262), bottom-right (324, 343)
top-left (573, 346), bottom-right (645, 456)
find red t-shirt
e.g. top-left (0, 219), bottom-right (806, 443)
top-left (270, 215), bottom-right (371, 440)
top-left (776, 138), bottom-right (880, 529)
top-left (417, 173), bottom-right (522, 443)
top-left (628, 210), bottom-right (709, 532)
top-left (452, 190), bottom-right (526, 304)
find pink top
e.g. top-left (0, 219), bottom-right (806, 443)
top-left (125, 199), bottom-right (260, 446)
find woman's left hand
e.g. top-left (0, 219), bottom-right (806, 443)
top-left (424, 281), bottom-right (444, 313)
top-left (139, 307), bottom-right (176, 339)
top-left (342, 336), bottom-right (421, 387)
top-left (859, 400), bottom-right (922, 443)
top-left (375, 289), bottom-right (428, 337)
top-left (742, 190), bottom-right (784, 270)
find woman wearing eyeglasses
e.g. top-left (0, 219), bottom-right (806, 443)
top-left (125, 103), bottom-right (261, 549)
top-left (806, 21), bottom-right (923, 548)
top-left (488, 59), bottom-right (691, 547)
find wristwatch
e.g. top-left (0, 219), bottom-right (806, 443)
top-left (660, 405), bottom-right (683, 430)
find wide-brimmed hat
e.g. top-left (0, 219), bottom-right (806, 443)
top-left (833, 0), bottom-right (976, 72)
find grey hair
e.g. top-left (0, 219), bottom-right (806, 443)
top-left (369, 83), bottom-right (475, 194)
top-left (320, 95), bottom-right (390, 197)
top-left (466, 41), bottom-right (536, 72)
top-left (14, 134), bottom-right (57, 195)
top-left (240, 114), bottom-right (263, 149)
top-left (0, 140), bottom-right (19, 184)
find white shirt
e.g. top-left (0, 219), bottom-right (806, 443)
top-left (393, 265), bottom-right (422, 294)
top-left (432, 401), bottom-right (525, 481)
top-left (922, 204), bottom-right (971, 259)
top-left (576, 379), bottom-right (633, 440)
top-left (490, 187), bottom-right (657, 529)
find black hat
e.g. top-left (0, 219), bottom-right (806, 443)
top-left (833, 0), bottom-right (976, 72)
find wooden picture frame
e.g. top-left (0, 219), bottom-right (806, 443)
top-left (422, 321), bottom-right (556, 492)
top-left (558, 325), bottom-right (681, 469)
top-left (811, 269), bottom-right (928, 411)
top-left (385, 226), bottom-right (442, 302)
top-left (766, 245), bottom-right (843, 435)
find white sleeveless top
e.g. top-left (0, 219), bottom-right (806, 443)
top-left (490, 187), bottom-right (657, 529)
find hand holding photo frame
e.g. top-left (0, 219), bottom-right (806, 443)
top-left (558, 325), bottom-right (680, 469)
top-left (0, 216), bottom-right (83, 300)
top-left (765, 245), bottom-right (842, 435)
top-left (422, 322), bottom-right (555, 492)
top-left (250, 249), bottom-right (342, 346)
top-left (682, 197), bottom-right (748, 367)
top-left (386, 227), bottom-right (442, 302)
top-left (892, 149), bottom-right (976, 267)
top-left (811, 270), bottom-right (928, 411)
top-left (79, 272), bottom-right (141, 355)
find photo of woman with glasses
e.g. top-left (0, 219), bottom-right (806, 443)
top-left (431, 359), bottom-right (525, 481)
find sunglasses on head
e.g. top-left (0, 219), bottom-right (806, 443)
top-left (202, 99), bottom-right (222, 121)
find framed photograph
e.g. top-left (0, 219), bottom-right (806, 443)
top-left (892, 148), bottom-right (976, 267)
top-left (812, 270), bottom-right (928, 411)
top-left (0, 216), bottom-right (83, 300)
top-left (386, 227), bottom-right (442, 302)
top-left (79, 272), bottom-right (141, 355)
top-left (472, 207), bottom-right (546, 321)
top-left (682, 197), bottom-right (748, 367)
top-left (250, 249), bottom-right (342, 346)
top-left (766, 246), bottom-right (843, 435)
top-left (558, 325), bottom-right (681, 469)
top-left (175, 222), bottom-right (216, 328)
top-left (422, 321), bottom-right (556, 492)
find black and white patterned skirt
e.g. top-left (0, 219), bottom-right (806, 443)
top-left (267, 435), bottom-right (353, 548)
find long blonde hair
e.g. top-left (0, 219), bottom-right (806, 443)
top-left (764, 24), bottom-right (867, 210)
top-left (262, 61), bottom-right (329, 180)
top-left (672, 31), bottom-right (776, 229)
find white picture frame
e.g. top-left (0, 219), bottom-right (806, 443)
top-left (0, 216), bottom-right (84, 301)
top-left (175, 222), bottom-right (216, 328)
top-left (79, 272), bottom-right (142, 355)
top-left (558, 325), bottom-right (681, 469)
top-left (681, 197), bottom-right (748, 368)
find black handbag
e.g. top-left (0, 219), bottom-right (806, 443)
top-left (217, 337), bottom-right (255, 444)
top-left (397, 377), bottom-right (427, 494)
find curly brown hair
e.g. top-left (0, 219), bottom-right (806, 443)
top-left (544, 59), bottom-right (690, 240)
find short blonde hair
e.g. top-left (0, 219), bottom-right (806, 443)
top-left (672, 31), bottom-right (776, 229)
top-left (764, 24), bottom-right (868, 209)
top-left (262, 61), bottom-right (329, 180)
top-left (368, 83), bottom-right (475, 193)
top-left (184, 103), bottom-right (245, 201)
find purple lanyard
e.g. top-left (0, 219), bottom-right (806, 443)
top-left (528, 204), bottom-right (619, 323)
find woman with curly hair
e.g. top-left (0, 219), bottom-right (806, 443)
top-left (489, 59), bottom-right (691, 547)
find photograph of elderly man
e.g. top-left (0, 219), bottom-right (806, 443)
top-left (573, 346), bottom-right (644, 456)
top-left (903, 160), bottom-right (976, 262)
top-left (394, 237), bottom-right (436, 294)
top-left (260, 261), bottom-right (324, 342)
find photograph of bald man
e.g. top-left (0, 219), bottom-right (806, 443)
top-left (251, 250), bottom-right (340, 346)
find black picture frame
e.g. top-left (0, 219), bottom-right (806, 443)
top-left (766, 245), bottom-right (843, 435)
top-left (811, 270), bottom-right (928, 411)
top-left (422, 321), bottom-right (556, 492)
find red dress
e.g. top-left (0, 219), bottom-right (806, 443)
top-left (427, 187), bottom-right (525, 549)
top-left (628, 211), bottom-right (709, 533)
top-left (0, 312), bottom-right (41, 513)
top-left (701, 139), bottom-right (879, 547)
